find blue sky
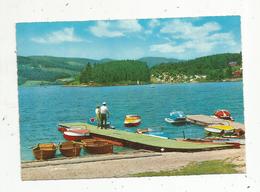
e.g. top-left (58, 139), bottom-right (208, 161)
top-left (16, 16), bottom-right (241, 60)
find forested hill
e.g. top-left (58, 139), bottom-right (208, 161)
top-left (17, 53), bottom-right (242, 86)
top-left (151, 53), bottom-right (242, 82)
top-left (17, 56), bottom-right (99, 85)
top-left (17, 55), bottom-right (179, 85)
top-left (79, 60), bottom-right (150, 85)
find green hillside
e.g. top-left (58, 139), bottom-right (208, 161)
top-left (17, 56), bottom-right (99, 85)
top-left (151, 53), bottom-right (242, 82)
top-left (17, 53), bottom-right (242, 86)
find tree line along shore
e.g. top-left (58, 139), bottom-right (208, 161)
top-left (17, 52), bottom-right (242, 86)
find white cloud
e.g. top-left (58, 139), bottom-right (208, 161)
top-left (89, 21), bottom-right (124, 38)
top-left (160, 20), bottom-right (221, 40)
top-left (31, 28), bottom-right (83, 44)
top-left (148, 19), bottom-right (160, 28)
top-left (150, 31), bottom-right (237, 54)
top-left (150, 20), bottom-right (238, 54)
top-left (207, 32), bottom-right (236, 46)
top-left (117, 20), bottom-right (142, 32)
top-left (89, 20), bottom-right (142, 38)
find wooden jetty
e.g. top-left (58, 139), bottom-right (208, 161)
top-left (59, 122), bottom-right (238, 152)
top-left (186, 115), bottom-right (245, 131)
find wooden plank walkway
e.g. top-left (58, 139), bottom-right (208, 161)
top-left (59, 122), bottom-right (236, 152)
top-left (186, 115), bottom-right (245, 131)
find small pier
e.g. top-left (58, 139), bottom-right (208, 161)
top-left (187, 115), bottom-right (245, 131)
top-left (59, 122), bottom-right (238, 152)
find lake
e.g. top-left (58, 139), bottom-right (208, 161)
top-left (18, 82), bottom-right (244, 161)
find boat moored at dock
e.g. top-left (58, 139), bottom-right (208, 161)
top-left (63, 130), bottom-right (90, 141)
top-left (165, 111), bottom-right (187, 125)
top-left (59, 122), bottom-right (239, 152)
top-left (214, 109), bottom-right (234, 121)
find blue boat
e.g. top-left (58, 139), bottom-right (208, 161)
top-left (165, 111), bottom-right (187, 125)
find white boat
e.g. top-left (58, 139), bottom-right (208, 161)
top-left (165, 117), bottom-right (186, 124)
top-left (165, 111), bottom-right (187, 125)
top-left (63, 130), bottom-right (90, 141)
top-left (204, 127), bottom-right (234, 135)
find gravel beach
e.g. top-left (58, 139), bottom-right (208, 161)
top-left (21, 146), bottom-right (245, 180)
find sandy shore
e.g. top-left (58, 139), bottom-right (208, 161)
top-left (21, 146), bottom-right (245, 180)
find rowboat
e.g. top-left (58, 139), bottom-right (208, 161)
top-left (58, 125), bottom-right (87, 133)
top-left (205, 124), bottom-right (235, 136)
top-left (58, 124), bottom-right (70, 132)
top-left (124, 115), bottom-right (141, 127)
top-left (207, 124), bottom-right (234, 132)
top-left (214, 109), bottom-right (234, 121)
top-left (165, 111), bottom-right (187, 125)
top-left (83, 140), bottom-right (113, 154)
top-left (63, 130), bottom-right (90, 141)
top-left (59, 141), bottom-right (81, 157)
top-left (33, 143), bottom-right (57, 160)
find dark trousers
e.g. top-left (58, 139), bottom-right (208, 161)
top-left (100, 114), bottom-right (107, 129)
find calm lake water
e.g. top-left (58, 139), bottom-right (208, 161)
top-left (18, 82), bottom-right (244, 161)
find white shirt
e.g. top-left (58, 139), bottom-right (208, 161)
top-left (100, 105), bottom-right (109, 114)
top-left (95, 108), bottom-right (100, 115)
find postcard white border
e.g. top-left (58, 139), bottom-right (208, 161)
top-left (1, 0), bottom-right (260, 191)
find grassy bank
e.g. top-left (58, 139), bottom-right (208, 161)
top-left (130, 160), bottom-right (239, 177)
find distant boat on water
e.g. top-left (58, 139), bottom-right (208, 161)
top-left (165, 111), bottom-right (187, 125)
top-left (124, 115), bottom-right (141, 127)
top-left (214, 109), bottom-right (234, 121)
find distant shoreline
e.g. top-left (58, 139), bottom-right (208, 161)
top-left (19, 78), bottom-right (243, 87)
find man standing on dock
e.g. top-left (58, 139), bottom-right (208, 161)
top-left (100, 102), bottom-right (109, 129)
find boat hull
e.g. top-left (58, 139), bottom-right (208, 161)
top-left (33, 143), bottom-right (57, 160)
top-left (83, 140), bottom-right (113, 154)
top-left (214, 110), bottom-right (234, 121)
top-left (63, 131), bottom-right (90, 141)
top-left (124, 121), bottom-right (141, 127)
top-left (165, 117), bottom-right (186, 125)
top-left (124, 115), bottom-right (141, 127)
top-left (59, 141), bottom-right (81, 157)
top-left (204, 127), bottom-right (235, 137)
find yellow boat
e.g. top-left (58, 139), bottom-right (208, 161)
top-left (124, 115), bottom-right (141, 127)
top-left (207, 124), bottom-right (234, 131)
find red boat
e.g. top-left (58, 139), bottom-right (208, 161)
top-left (58, 125), bottom-right (88, 133)
top-left (63, 130), bottom-right (90, 141)
top-left (214, 109), bottom-right (234, 121)
top-left (58, 125), bottom-right (70, 132)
